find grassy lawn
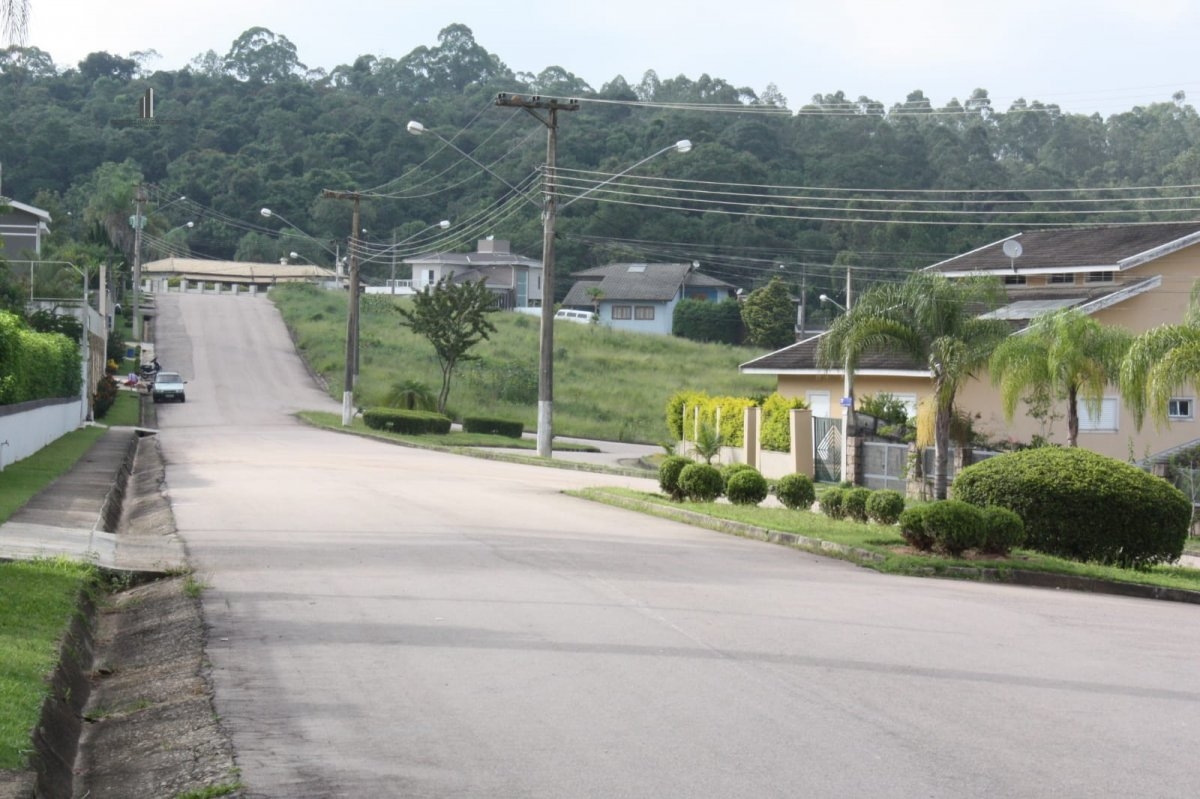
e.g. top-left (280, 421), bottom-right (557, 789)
top-left (0, 426), bottom-right (107, 526)
top-left (574, 486), bottom-right (1200, 594)
top-left (272, 284), bottom-right (776, 445)
top-left (102, 389), bottom-right (141, 427)
top-left (0, 559), bottom-right (97, 769)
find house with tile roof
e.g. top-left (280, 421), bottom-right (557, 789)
top-left (402, 239), bottom-right (542, 310)
top-left (560, 262), bottom-right (738, 335)
top-left (740, 222), bottom-right (1200, 464)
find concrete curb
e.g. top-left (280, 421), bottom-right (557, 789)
top-left (578, 492), bottom-right (1200, 606)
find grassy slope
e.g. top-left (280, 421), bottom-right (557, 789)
top-left (0, 559), bottom-right (95, 769)
top-left (270, 284), bottom-right (777, 444)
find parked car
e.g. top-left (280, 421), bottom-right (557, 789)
top-left (554, 308), bottom-right (597, 324)
top-left (152, 371), bottom-right (187, 403)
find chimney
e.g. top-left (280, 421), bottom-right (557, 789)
top-left (476, 239), bottom-right (510, 255)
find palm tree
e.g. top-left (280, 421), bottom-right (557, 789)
top-left (990, 308), bottom-right (1133, 447)
top-left (819, 272), bottom-right (1009, 499)
top-left (2, 0), bottom-right (29, 45)
top-left (1121, 282), bottom-right (1200, 431)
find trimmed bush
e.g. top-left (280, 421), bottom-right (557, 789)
top-left (952, 447), bottom-right (1190, 568)
top-left (775, 473), bottom-right (816, 511)
top-left (362, 408), bottom-right (451, 434)
top-left (898, 505), bottom-right (934, 551)
top-left (922, 500), bottom-right (985, 556)
top-left (980, 506), bottom-right (1026, 556)
top-left (720, 462), bottom-right (758, 490)
top-left (725, 469), bottom-right (769, 506)
top-left (658, 455), bottom-right (693, 501)
top-left (843, 487), bottom-right (872, 523)
top-left (820, 488), bottom-right (846, 519)
top-left (866, 489), bottom-right (906, 525)
top-left (678, 463), bottom-right (724, 502)
top-left (462, 416), bottom-right (524, 438)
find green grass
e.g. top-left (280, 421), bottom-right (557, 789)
top-left (271, 284), bottom-right (776, 444)
top-left (0, 558), bottom-right (97, 769)
top-left (174, 781), bottom-right (244, 799)
top-left (98, 389), bottom-right (141, 427)
top-left (574, 487), bottom-right (1200, 594)
top-left (0, 425), bottom-right (107, 526)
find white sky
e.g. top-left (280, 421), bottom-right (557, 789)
top-left (19, 0), bottom-right (1200, 117)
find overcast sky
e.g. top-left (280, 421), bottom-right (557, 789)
top-left (18, 0), bottom-right (1199, 117)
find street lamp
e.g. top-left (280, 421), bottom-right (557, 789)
top-left (820, 293), bottom-right (854, 484)
top-left (374, 219), bottom-right (451, 293)
top-left (406, 120), bottom-right (540, 208)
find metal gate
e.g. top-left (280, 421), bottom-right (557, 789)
top-left (862, 441), bottom-right (908, 492)
top-left (813, 416), bottom-right (842, 483)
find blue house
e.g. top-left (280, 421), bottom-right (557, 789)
top-left (561, 262), bottom-right (738, 335)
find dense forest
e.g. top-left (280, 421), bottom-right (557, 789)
top-left (2, 23), bottom-right (1199, 309)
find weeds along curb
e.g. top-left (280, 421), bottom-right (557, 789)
top-left (577, 492), bottom-right (1200, 606)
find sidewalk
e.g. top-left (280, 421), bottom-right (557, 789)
top-left (0, 427), bottom-right (186, 574)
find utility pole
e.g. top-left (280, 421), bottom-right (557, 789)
top-left (132, 185), bottom-right (147, 341)
top-left (495, 93), bottom-right (579, 458)
top-left (321, 190), bottom-right (363, 426)
top-left (841, 264), bottom-right (854, 484)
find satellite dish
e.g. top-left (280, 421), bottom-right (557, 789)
top-left (1002, 239), bottom-right (1023, 272)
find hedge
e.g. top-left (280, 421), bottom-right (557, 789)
top-left (362, 408), bottom-right (451, 434)
top-left (462, 416), bottom-right (524, 438)
top-left (0, 311), bottom-right (81, 405)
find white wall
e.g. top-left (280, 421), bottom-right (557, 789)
top-left (0, 398), bottom-right (84, 471)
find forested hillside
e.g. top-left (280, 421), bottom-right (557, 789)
top-left (2, 23), bottom-right (1198, 307)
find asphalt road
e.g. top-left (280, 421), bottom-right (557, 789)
top-left (153, 292), bottom-right (1200, 798)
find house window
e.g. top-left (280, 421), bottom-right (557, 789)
top-left (634, 305), bottom-right (655, 320)
top-left (1004, 274), bottom-right (1027, 285)
top-left (1169, 398), bottom-right (1194, 421)
top-left (806, 391), bottom-right (830, 417)
top-left (1048, 273), bottom-right (1074, 284)
top-left (1085, 271), bottom-right (1113, 283)
top-left (1078, 397), bottom-right (1119, 432)
top-left (612, 305), bottom-right (632, 320)
top-left (426, 269), bottom-right (435, 285)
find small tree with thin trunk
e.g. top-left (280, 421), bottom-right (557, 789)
top-left (395, 276), bottom-right (497, 414)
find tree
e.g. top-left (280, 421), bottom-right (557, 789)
top-left (1, 0), bottom-right (28, 45)
top-left (740, 276), bottom-right (794, 349)
top-left (990, 309), bottom-right (1132, 447)
top-left (395, 277), bottom-right (498, 414)
top-left (1121, 281), bottom-right (1200, 431)
top-left (819, 272), bottom-right (1009, 499)
top-left (224, 27), bottom-right (306, 83)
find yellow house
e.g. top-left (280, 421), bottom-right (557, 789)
top-left (740, 223), bottom-right (1200, 464)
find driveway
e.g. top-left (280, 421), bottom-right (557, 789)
top-left (153, 292), bottom-right (1200, 798)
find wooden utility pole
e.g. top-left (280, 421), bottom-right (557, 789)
top-left (495, 93), bottom-right (579, 458)
top-left (321, 189), bottom-right (363, 426)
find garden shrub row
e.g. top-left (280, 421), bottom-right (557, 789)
top-left (665, 390), bottom-right (809, 452)
top-left (820, 486), bottom-right (907, 526)
top-left (363, 408), bottom-right (451, 434)
top-left (898, 501), bottom-right (1026, 557)
top-left (0, 311), bottom-right (81, 405)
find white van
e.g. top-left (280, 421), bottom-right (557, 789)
top-left (554, 308), bottom-right (597, 324)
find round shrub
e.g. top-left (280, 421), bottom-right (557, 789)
top-left (678, 463), bottom-right (724, 502)
top-left (775, 473), bottom-right (816, 510)
top-left (866, 489), bottom-right (906, 525)
top-left (922, 500), bottom-right (985, 556)
top-left (843, 487), bottom-right (872, 523)
top-left (720, 462), bottom-right (758, 491)
top-left (658, 455), bottom-right (693, 501)
top-left (898, 505), bottom-right (934, 551)
top-left (952, 448), bottom-right (1190, 568)
top-left (980, 506), bottom-right (1026, 556)
top-left (725, 469), bottom-right (769, 506)
top-left (820, 488), bottom-right (846, 520)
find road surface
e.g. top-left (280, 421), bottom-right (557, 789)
top-left (152, 291), bottom-right (1200, 798)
